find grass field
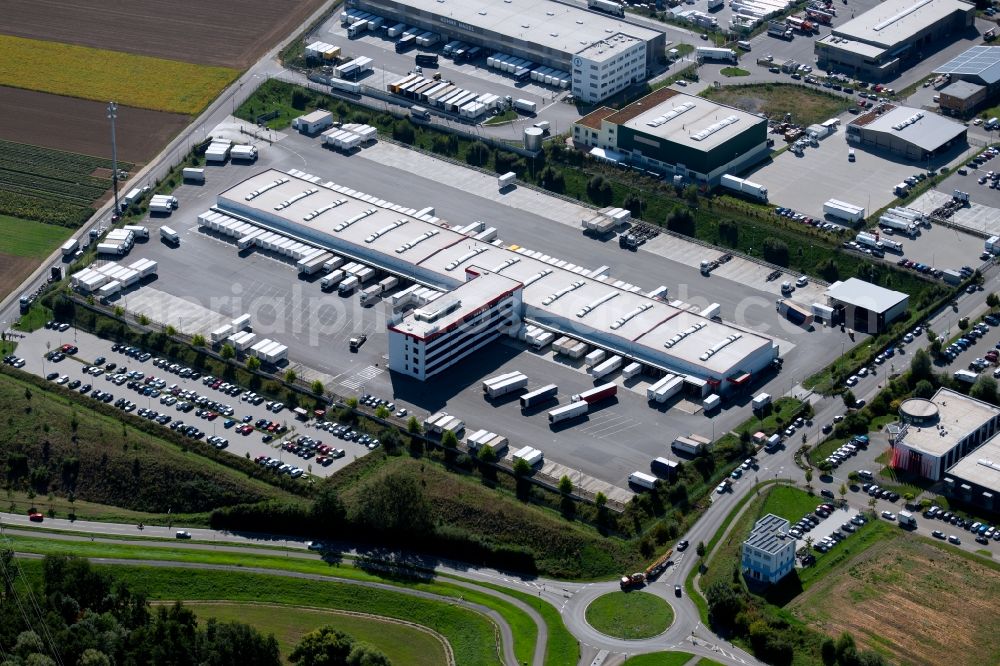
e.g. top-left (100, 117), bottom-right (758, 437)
top-left (585, 592), bottom-right (674, 640)
top-left (0, 35), bottom-right (237, 115)
top-left (0, 366), bottom-right (294, 514)
top-left (186, 602), bottom-right (448, 665)
top-left (17, 561), bottom-right (502, 666)
top-left (720, 67), bottom-right (750, 78)
top-left (701, 83), bottom-right (850, 127)
top-left (789, 535), bottom-right (1000, 666)
top-left (623, 652), bottom-right (696, 665)
top-left (0, 138), bottom-right (135, 227)
top-left (0, 215), bottom-right (72, 257)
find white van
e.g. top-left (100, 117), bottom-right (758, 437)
top-left (848, 149), bottom-right (856, 162)
top-left (737, 40), bottom-right (751, 51)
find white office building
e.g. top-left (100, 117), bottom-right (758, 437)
top-left (388, 269), bottom-right (522, 380)
top-left (572, 33), bottom-right (647, 104)
top-left (741, 514), bottom-right (796, 584)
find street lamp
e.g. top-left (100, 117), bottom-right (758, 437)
top-left (107, 102), bottom-right (120, 216)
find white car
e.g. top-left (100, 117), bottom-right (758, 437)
top-left (796, 275), bottom-right (808, 287)
top-left (56, 375), bottom-right (69, 384)
top-left (903, 333), bottom-right (914, 343)
top-left (845, 376), bottom-right (859, 386)
top-left (857, 367), bottom-right (868, 377)
top-left (881, 511), bottom-right (896, 521)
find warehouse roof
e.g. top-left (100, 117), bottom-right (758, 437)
top-left (391, 270), bottom-right (521, 340)
top-left (577, 33), bottom-right (643, 62)
top-left (376, 0), bottom-right (661, 55)
top-left (744, 514), bottom-right (792, 555)
top-left (217, 170), bottom-right (776, 379)
top-left (605, 89), bottom-right (766, 151)
top-left (576, 107), bottom-right (617, 131)
top-left (816, 35), bottom-right (886, 59)
top-left (940, 80), bottom-right (986, 99)
top-left (850, 105), bottom-right (966, 153)
top-left (935, 46), bottom-right (1000, 85)
top-left (946, 433), bottom-right (1000, 494)
top-left (832, 0), bottom-right (972, 49)
top-left (825, 278), bottom-right (908, 313)
top-left (899, 388), bottom-right (1000, 457)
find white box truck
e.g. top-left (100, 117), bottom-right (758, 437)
top-left (321, 269), bottom-right (345, 291)
top-left (548, 402), bottom-right (587, 423)
top-left (160, 226), bottom-right (179, 244)
top-left (338, 275), bottom-right (360, 294)
top-left (61, 238), bottom-right (79, 255)
top-left (629, 472), bottom-right (658, 490)
top-left (182, 167), bottom-right (205, 183)
top-left (498, 172), bottom-right (516, 190)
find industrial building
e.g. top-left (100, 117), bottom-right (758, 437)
top-left (823, 278), bottom-right (908, 334)
top-left (889, 389), bottom-right (1000, 481)
top-left (815, 0), bottom-right (975, 80)
top-left (213, 169), bottom-right (779, 394)
top-left (741, 514), bottom-right (796, 584)
top-left (943, 432), bottom-right (1000, 512)
top-left (845, 105), bottom-right (967, 160)
top-left (933, 46), bottom-right (1000, 116)
top-left (349, 0), bottom-right (665, 103)
top-left (572, 88), bottom-right (769, 184)
top-left (388, 269), bottom-right (523, 381)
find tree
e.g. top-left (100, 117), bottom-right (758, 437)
top-left (622, 192), bottom-right (643, 217)
top-left (988, 292), bottom-right (999, 309)
top-left (971, 374), bottom-right (999, 404)
top-left (220, 344), bottom-right (235, 360)
top-left (351, 472), bottom-right (433, 535)
top-left (165, 325), bottom-right (177, 337)
top-left (406, 416), bottom-right (421, 434)
top-left (311, 379), bottom-right (325, 395)
top-left (683, 184), bottom-right (699, 206)
top-left (586, 175), bottom-right (613, 205)
top-left (839, 483), bottom-right (848, 502)
top-left (246, 356), bottom-right (261, 371)
top-left (595, 492), bottom-right (607, 509)
top-left (538, 166), bottom-right (564, 193)
top-left (191, 333), bottom-right (206, 347)
top-left (696, 541), bottom-right (706, 557)
top-left (867, 497), bottom-right (877, 514)
top-left (762, 238), bottom-right (789, 266)
top-left (704, 581), bottom-right (744, 628)
top-left (817, 257), bottom-right (840, 282)
top-left (465, 141), bottom-right (490, 167)
top-left (441, 430), bottom-right (458, 449)
top-left (290, 627), bottom-right (353, 665)
top-left (138, 313), bottom-right (150, 326)
top-left (311, 484), bottom-right (346, 528)
top-left (513, 458), bottom-right (532, 476)
top-left (374, 405), bottom-right (390, 419)
top-left (913, 379), bottom-right (934, 398)
top-left (805, 468), bottom-right (813, 487)
top-left (821, 638), bottom-right (837, 665)
top-left (958, 316), bottom-right (970, 331)
top-left (559, 475), bottom-right (573, 494)
top-left (665, 206), bottom-right (694, 235)
top-left (284, 368), bottom-right (298, 384)
top-left (842, 390), bottom-right (856, 409)
top-left (391, 120), bottom-right (414, 144)
top-left (113, 306), bottom-right (125, 317)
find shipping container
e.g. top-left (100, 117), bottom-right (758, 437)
top-left (752, 392), bottom-right (771, 410)
top-left (703, 394), bottom-right (721, 411)
top-left (548, 401), bottom-right (588, 423)
top-left (672, 436), bottom-right (705, 455)
top-left (512, 445), bottom-right (544, 466)
top-left (520, 384), bottom-right (558, 409)
top-left (776, 299), bottom-right (814, 327)
top-left (585, 349), bottom-right (607, 367)
top-left (622, 362), bottom-right (642, 380)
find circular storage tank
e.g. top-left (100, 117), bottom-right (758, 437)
top-left (523, 127), bottom-right (543, 151)
top-left (899, 398), bottom-right (939, 427)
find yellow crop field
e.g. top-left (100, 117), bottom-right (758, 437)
top-left (0, 35), bottom-right (238, 115)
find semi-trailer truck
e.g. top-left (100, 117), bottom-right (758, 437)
top-left (486, 375), bottom-right (529, 398)
top-left (548, 401), bottom-right (588, 423)
top-left (776, 299), bottom-right (814, 326)
top-left (571, 383), bottom-right (617, 404)
top-left (415, 54), bottom-right (439, 66)
top-left (61, 238), bottom-right (79, 255)
top-left (338, 275), bottom-right (360, 294)
top-left (520, 384), bottom-right (558, 409)
top-left (719, 174), bottom-right (768, 202)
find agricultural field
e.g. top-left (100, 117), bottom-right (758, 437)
top-left (0, 87), bottom-right (189, 165)
top-left (0, 138), bottom-right (134, 227)
top-left (187, 602), bottom-right (448, 665)
top-left (2, 0), bottom-right (328, 69)
top-left (701, 84), bottom-right (849, 128)
top-left (789, 536), bottom-right (1000, 666)
top-left (0, 35), bottom-right (237, 115)
top-left (0, 214), bottom-right (72, 300)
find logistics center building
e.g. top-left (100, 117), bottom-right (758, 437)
top-left (572, 88), bottom-right (769, 184)
top-left (890, 389), bottom-right (1000, 481)
top-left (943, 433), bottom-right (1000, 512)
top-left (213, 169), bottom-right (778, 389)
top-left (742, 514), bottom-right (796, 584)
top-left (349, 0), bottom-right (665, 103)
top-left (845, 104), bottom-right (967, 160)
top-left (815, 0), bottom-right (975, 81)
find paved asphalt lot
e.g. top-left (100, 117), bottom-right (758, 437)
top-left (9, 327), bottom-right (373, 479)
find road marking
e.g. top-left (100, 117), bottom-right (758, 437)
top-left (339, 364), bottom-right (383, 390)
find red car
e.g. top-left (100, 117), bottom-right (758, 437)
top-left (28, 512), bottom-right (43, 522)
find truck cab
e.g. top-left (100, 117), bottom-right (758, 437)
top-left (349, 334), bottom-right (367, 351)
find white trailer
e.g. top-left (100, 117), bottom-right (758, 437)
top-left (159, 226), bottom-right (179, 244)
top-left (149, 200), bottom-right (173, 214)
top-left (590, 355), bottom-right (622, 379)
top-left (629, 471), bottom-right (658, 490)
top-left (752, 392), bottom-right (772, 410)
top-left (719, 174), bottom-right (768, 201)
top-left (483, 371), bottom-right (524, 392)
top-left (585, 349), bottom-right (607, 367)
top-left (512, 446), bottom-right (544, 466)
top-left (672, 435), bottom-right (706, 455)
top-left (647, 375), bottom-right (683, 403)
top-left (823, 199), bottom-right (865, 223)
top-left (231, 313), bottom-right (252, 332)
top-left (323, 256), bottom-right (344, 272)
top-left (548, 402), bottom-right (588, 423)
top-left (231, 145), bottom-right (258, 162)
top-left (486, 375), bottom-right (529, 398)
top-left (123, 225), bottom-right (149, 239)
top-left (320, 269), bottom-right (345, 290)
top-left (96, 242), bottom-right (125, 256)
top-left (61, 238), bottom-right (79, 255)
top-left (97, 280), bottom-right (121, 300)
top-left (211, 324), bottom-right (234, 343)
top-left (701, 303), bottom-right (721, 320)
top-left (513, 99), bottom-right (537, 114)
top-left (378, 276), bottom-right (398, 292)
top-left (622, 362), bottom-right (642, 380)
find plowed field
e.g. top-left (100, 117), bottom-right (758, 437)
top-left (789, 536), bottom-right (1000, 666)
top-left (0, 0), bottom-right (327, 69)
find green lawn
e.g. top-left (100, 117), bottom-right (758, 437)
top-left (0, 215), bottom-right (73, 258)
top-left (585, 591), bottom-right (674, 640)
top-left (623, 652), bottom-right (696, 665)
top-left (695, 659), bottom-right (726, 666)
top-left (14, 302), bottom-right (52, 332)
top-left (483, 109), bottom-right (518, 125)
top-left (187, 602), bottom-right (447, 665)
top-left (701, 83), bottom-right (850, 127)
top-left (758, 485), bottom-right (823, 523)
top-left (720, 67), bottom-right (750, 78)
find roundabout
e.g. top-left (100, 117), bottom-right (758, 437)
top-left (584, 590), bottom-right (674, 640)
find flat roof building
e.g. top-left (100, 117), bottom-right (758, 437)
top-left (214, 169), bottom-right (778, 393)
top-left (351, 0), bottom-right (665, 103)
top-left (824, 277), bottom-right (909, 334)
top-left (890, 389), bottom-right (1000, 481)
top-left (943, 433), bottom-right (1000, 512)
top-left (572, 88), bottom-right (769, 184)
top-left (846, 104), bottom-right (967, 160)
top-left (934, 46), bottom-right (1000, 114)
top-left (742, 514), bottom-right (795, 584)
top-left (815, 0), bottom-right (975, 81)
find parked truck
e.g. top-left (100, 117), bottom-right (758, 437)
top-left (768, 22), bottom-right (793, 39)
top-left (548, 401), bottom-right (588, 424)
top-left (590, 355), bottom-right (622, 379)
top-left (672, 435), bottom-right (706, 455)
top-left (719, 174), bottom-right (768, 202)
top-left (123, 224), bottom-right (149, 239)
top-left (776, 299), bottom-right (814, 327)
top-left (898, 511), bottom-right (917, 528)
top-left (486, 375), bottom-right (529, 398)
top-left (513, 99), bottom-right (537, 114)
top-left (415, 54), bottom-right (439, 66)
top-left (61, 238), bottom-right (79, 256)
top-left (498, 172), bottom-right (516, 190)
top-left (628, 472), bottom-right (658, 490)
top-left (160, 226), bottom-right (179, 244)
top-left (987, 235), bottom-right (1000, 255)
top-left (572, 383), bottom-right (617, 404)
top-left (321, 269), bottom-right (345, 291)
top-left (651, 457), bottom-right (679, 479)
top-left (520, 384), bottom-right (558, 409)
top-left (338, 275), bottom-right (360, 294)
top-left (588, 0), bottom-right (624, 17)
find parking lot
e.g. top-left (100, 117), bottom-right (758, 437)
top-left (7, 326), bottom-right (373, 480)
top-left (881, 219), bottom-right (984, 273)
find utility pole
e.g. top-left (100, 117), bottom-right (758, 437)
top-left (108, 102), bottom-right (120, 217)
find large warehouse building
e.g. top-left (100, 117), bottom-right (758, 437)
top-left (845, 104), bottom-right (967, 161)
top-left (823, 277), bottom-right (908, 334)
top-left (572, 88), bottom-right (769, 184)
top-left (349, 0), bottom-right (665, 103)
top-left (943, 433), bottom-right (1000, 512)
top-left (890, 389), bottom-right (1000, 481)
top-left (933, 46), bottom-right (1000, 116)
top-left (815, 0), bottom-right (975, 81)
top-left (212, 169), bottom-right (778, 391)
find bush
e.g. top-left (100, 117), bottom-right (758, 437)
top-left (763, 238), bottom-right (789, 266)
top-left (466, 141), bottom-right (490, 167)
